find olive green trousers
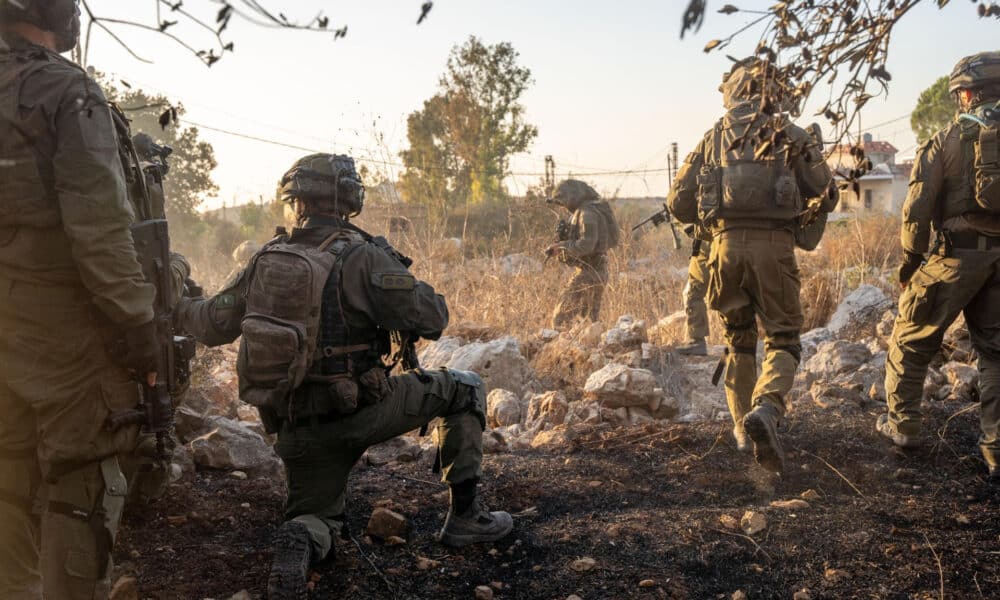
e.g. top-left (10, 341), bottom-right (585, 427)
top-left (0, 276), bottom-right (141, 600)
top-left (707, 229), bottom-right (803, 427)
top-left (274, 368), bottom-right (486, 561)
top-left (684, 243), bottom-right (711, 341)
top-left (885, 251), bottom-right (1000, 467)
top-left (551, 258), bottom-right (609, 328)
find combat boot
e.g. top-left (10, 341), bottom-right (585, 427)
top-left (876, 414), bottom-right (921, 449)
top-left (268, 521), bottom-right (313, 600)
top-left (732, 423), bottom-right (751, 453)
top-left (439, 498), bottom-right (513, 547)
top-left (743, 404), bottom-right (785, 473)
top-left (676, 338), bottom-right (708, 356)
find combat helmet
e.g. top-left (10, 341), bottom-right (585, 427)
top-left (0, 0), bottom-right (81, 52)
top-left (949, 51), bottom-right (1000, 93)
top-left (551, 179), bottom-right (598, 210)
top-left (719, 57), bottom-right (780, 110)
top-left (277, 153), bottom-right (365, 217)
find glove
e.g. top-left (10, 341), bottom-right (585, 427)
top-left (898, 251), bottom-right (923, 287)
top-left (115, 320), bottom-right (159, 375)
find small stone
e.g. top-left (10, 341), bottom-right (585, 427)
top-left (569, 557), bottom-right (597, 572)
top-left (385, 536), bottom-right (406, 546)
top-left (532, 565), bottom-right (542, 572)
top-left (719, 514), bottom-right (740, 530)
top-left (587, 480), bottom-right (602, 488)
top-left (488, 548), bottom-right (500, 557)
top-left (129, 549), bottom-right (140, 559)
top-left (638, 579), bottom-right (655, 588)
top-left (732, 591), bottom-right (749, 600)
top-left (793, 590), bottom-right (812, 600)
top-left (416, 556), bottom-right (441, 570)
top-left (770, 499), bottom-right (810, 510)
top-left (490, 581), bottom-right (504, 590)
top-left (567, 596), bottom-right (584, 600)
top-left (474, 585), bottom-right (494, 600)
top-left (230, 470), bottom-right (248, 480)
top-left (166, 515), bottom-right (188, 526)
top-left (109, 576), bottom-right (138, 600)
top-left (367, 508), bottom-right (409, 540)
top-left (228, 592), bottom-right (252, 600)
top-left (800, 489), bottom-right (821, 502)
top-left (824, 568), bottom-right (849, 583)
top-left (956, 514), bottom-right (971, 525)
top-left (740, 511), bottom-right (767, 535)
top-left (240, 502), bottom-right (251, 509)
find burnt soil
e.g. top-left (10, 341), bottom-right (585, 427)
top-left (115, 400), bottom-right (1000, 600)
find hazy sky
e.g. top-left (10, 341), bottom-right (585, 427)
top-left (83, 1), bottom-right (998, 209)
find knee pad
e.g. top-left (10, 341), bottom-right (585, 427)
top-left (767, 331), bottom-right (802, 363)
top-left (447, 369), bottom-right (486, 431)
top-left (725, 324), bottom-right (757, 354)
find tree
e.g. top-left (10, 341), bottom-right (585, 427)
top-left (399, 36), bottom-right (538, 211)
top-left (683, 0), bottom-right (998, 153)
top-left (99, 76), bottom-right (219, 222)
top-left (911, 76), bottom-right (955, 143)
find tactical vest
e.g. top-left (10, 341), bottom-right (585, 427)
top-left (237, 230), bottom-right (382, 418)
top-left (0, 45), bottom-right (61, 229)
top-left (940, 109), bottom-right (1000, 222)
top-left (697, 113), bottom-right (801, 229)
top-left (570, 200), bottom-right (619, 254)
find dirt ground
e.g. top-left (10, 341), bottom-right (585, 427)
top-left (115, 399), bottom-right (1000, 600)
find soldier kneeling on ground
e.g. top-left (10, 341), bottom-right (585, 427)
top-left (175, 153), bottom-right (513, 598)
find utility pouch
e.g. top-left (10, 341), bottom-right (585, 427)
top-left (697, 166), bottom-right (721, 226)
top-left (326, 374), bottom-right (360, 415)
top-left (975, 125), bottom-right (1000, 211)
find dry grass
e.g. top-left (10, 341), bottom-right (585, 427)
top-left (180, 201), bottom-right (903, 343)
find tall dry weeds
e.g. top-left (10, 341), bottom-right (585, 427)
top-left (180, 201), bottom-right (903, 344)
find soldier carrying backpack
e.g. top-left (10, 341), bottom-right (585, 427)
top-left (880, 52), bottom-right (1000, 484)
top-left (175, 153), bottom-right (513, 599)
top-left (667, 57), bottom-right (835, 474)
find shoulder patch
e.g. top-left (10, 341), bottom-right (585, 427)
top-left (371, 272), bottom-right (416, 291)
top-left (216, 293), bottom-right (236, 308)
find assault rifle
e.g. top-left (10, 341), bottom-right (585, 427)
top-left (104, 118), bottom-right (194, 460)
top-left (543, 196), bottom-right (571, 264)
top-left (632, 202), bottom-right (682, 250)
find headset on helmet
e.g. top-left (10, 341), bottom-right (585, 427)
top-left (277, 153), bottom-right (365, 217)
top-left (1, 0), bottom-right (81, 52)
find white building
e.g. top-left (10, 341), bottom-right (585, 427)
top-left (826, 133), bottom-right (913, 215)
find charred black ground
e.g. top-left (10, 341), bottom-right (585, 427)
top-left (115, 400), bottom-right (1000, 599)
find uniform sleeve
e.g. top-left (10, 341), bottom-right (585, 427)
top-left (900, 132), bottom-right (946, 255)
top-left (560, 207), bottom-right (601, 257)
top-left (168, 252), bottom-right (190, 308)
top-left (174, 267), bottom-right (249, 347)
top-left (341, 244), bottom-right (449, 340)
top-left (789, 125), bottom-right (833, 200)
top-left (51, 72), bottom-right (155, 327)
top-left (668, 133), bottom-right (709, 224)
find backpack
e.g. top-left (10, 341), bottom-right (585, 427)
top-left (592, 200), bottom-right (621, 249)
top-left (698, 114), bottom-right (801, 226)
top-left (237, 232), bottom-right (356, 411)
top-left (966, 110), bottom-right (1000, 212)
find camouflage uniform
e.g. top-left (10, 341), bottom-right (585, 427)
top-left (683, 239), bottom-right (711, 344)
top-left (177, 154), bottom-right (511, 597)
top-left (0, 34), bottom-right (157, 599)
top-left (883, 95), bottom-right (1000, 472)
top-left (668, 61), bottom-right (832, 469)
top-left (549, 180), bottom-right (619, 328)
